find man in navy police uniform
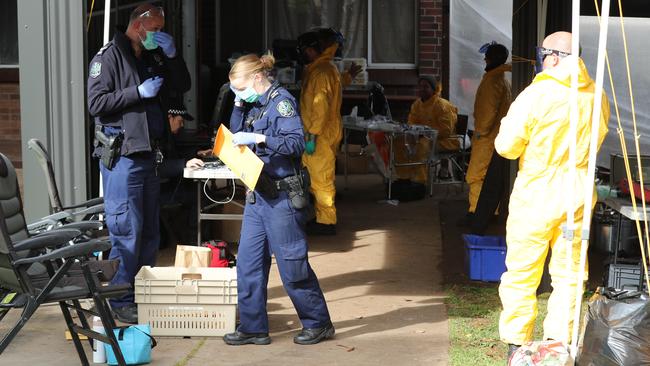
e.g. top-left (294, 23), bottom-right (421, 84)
top-left (87, 3), bottom-right (190, 323)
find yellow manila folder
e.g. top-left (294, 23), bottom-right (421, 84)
top-left (212, 125), bottom-right (264, 190)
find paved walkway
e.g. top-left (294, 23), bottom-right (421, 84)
top-left (0, 174), bottom-right (449, 365)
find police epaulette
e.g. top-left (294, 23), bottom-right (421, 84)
top-left (96, 43), bottom-right (113, 56)
top-left (270, 89), bottom-right (281, 100)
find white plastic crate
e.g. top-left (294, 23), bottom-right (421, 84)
top-left (342, 57), bottom-right (367, 70)
top-left (134, 266), bottom-right (237, 337)
top-left (350, 71), bottom-right (368, 86)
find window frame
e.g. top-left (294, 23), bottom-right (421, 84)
top-left (0, 0), bottom-right (19, 67)
top-left (367, 0), bottom-right (418, 69)
top-left (263, 0), bottom-right (418, 69)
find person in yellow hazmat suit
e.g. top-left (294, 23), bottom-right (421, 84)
top-left (495, 31), bottom-right (610, 361)
top-left (466, 42), bottom-right (512, 216)
top-left (297, 29), bottom-right (343, 236)
top-left (395, 76), bottom-right (458, 184)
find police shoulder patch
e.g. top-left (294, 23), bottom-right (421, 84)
top-left (90, 62), bottom-right (102, 78)
top-left (277, 99), bottom-right (295, 117)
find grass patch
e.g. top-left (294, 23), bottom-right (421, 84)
top-left (445, 284), bottom-right (549, 366)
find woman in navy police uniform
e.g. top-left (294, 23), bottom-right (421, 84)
top-left (221, 53), bottom-right (334, 346)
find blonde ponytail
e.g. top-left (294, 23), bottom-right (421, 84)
top-left (229, 51), bottom-right (275, 80)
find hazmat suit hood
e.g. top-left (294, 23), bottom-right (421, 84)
top-left (306, 43), bottom-right (338, 70)
top-left (532, 55), bottom-right (593, 90)
top-left (488, 63), bottom-right (512, 75)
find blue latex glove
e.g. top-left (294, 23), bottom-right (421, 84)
top-left (153, 32), bottom-right (176, 58)
top-left (232, 132), bottom-right (260, 146)
top-left (137, 76), bottom-right (164, 99)
top-left (305, 135), bottom-right (316, 155)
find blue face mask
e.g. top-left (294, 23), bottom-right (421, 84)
top-left (230, 84), bottom-right (260, 103)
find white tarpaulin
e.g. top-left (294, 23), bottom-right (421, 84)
top-left (581, 16), bottom-right (650, 163)
top-left (449, 0), bottom-right (512, 131)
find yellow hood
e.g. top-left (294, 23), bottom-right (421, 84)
top-left (532, 55), bottom-right (593, 89)
top-left (306, 44), bottom-right (338, 71)
top-left (487, 63), bottom-right (512, 75)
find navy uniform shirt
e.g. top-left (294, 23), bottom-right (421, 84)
top-left (229, 83), bottom-right (305, 179)
top-left (87, 30), bottom-right (191, 155)
top-left (134, 53), bottom-right (164, 140)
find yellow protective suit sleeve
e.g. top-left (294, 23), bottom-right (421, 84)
top-left (435, 101), bottom-right (457, 138)
top-left (474, 80), bottom-right (502, 137)
top-left (301, 72), bottom-right (333, 136)
top-left (494, 87), bottom-right (534, 160)
top-left (407, 100), bottom-right (420, 124)
top-left (474, 64), bottom-right (512, 138)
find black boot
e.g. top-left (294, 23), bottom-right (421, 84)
top-left (293, 323), bottom-right (335, 345)
top-left (223, 331), bottom-right (271, 345)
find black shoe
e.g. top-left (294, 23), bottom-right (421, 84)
top-left (507, 344), bottom-right (520, 362)
top-left (293, 323), bottom-right (335, 345)
top-left (223, 331), bottom-right (271, 345)
top-left (306, 221), bottom-right (336, 236)
top-left (111, 304), bottom-right (138, 324)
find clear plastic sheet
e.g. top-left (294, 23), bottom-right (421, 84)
top-left (581, 16), bottom-right (650, 164)
top-left (449, 0), bottom-right (512, 131)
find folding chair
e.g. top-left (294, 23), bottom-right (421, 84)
top-left (428, 114), bottom-right (469, 195)
top-left (26, 139), bottom-right (105, 235)
top-left (0, 153), bottom-right (129, 365)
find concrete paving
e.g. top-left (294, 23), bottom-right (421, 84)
top-left (0, 174), bottom-right (449, 365)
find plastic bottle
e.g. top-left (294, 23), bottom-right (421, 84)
top-left (92, 316), bottom-right (106, 364)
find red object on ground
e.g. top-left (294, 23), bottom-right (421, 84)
top-left (618, 179), bottom-right (650, 203)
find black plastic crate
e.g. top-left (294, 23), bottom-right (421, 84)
top-left (606, 263), bottom-right (648, 292)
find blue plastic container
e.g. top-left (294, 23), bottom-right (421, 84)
top-left (463, 234), bottom-right (507, 282)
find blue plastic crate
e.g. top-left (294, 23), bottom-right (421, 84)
top-left (463, 234), bottom-right (507, 282)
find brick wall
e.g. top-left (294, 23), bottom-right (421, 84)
top-left (0, 82), bottom-right (21, 169)
top-left (419, 0), bottom-right (443, 80)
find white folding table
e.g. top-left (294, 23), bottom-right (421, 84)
top-left (183, 165), bottom-right (244, 245)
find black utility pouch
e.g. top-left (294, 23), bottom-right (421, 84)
top-left (286, 168), bottom-right (311, 209)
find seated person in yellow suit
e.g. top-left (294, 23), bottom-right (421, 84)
top-left (395, 76), bottom-right (458, 184)
top-left (465, 42), bottom-right (512, 216)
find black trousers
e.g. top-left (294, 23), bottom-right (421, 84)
top-left (470, 152), bottom-right (510, 235)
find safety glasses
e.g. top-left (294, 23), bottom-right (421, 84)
top-left (535, 46), bottom-right (570, 73)
top-left (138, 6), bottom-right (164, 19)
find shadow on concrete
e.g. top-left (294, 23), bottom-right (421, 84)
top-left (263, 302), bottom-right (446, 339)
